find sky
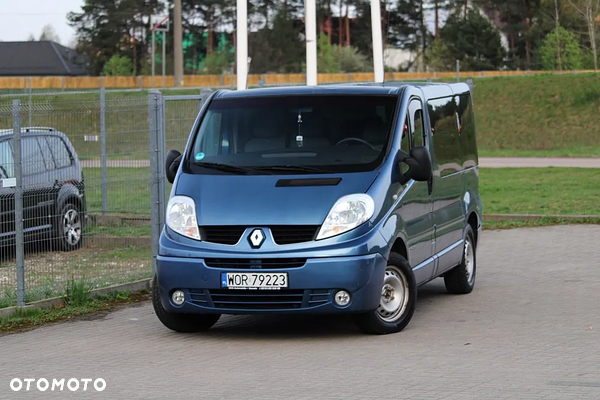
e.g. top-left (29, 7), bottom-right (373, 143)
top-left (0, 0), bottom-right (83, 44)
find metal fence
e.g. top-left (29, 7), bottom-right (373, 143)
top-left (0, 90), bottom-right (204, 307)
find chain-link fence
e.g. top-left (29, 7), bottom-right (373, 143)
top-left (0, 90), bottom-right (205, 308)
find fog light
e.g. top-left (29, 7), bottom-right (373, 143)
top-left (172, 290), bottom-right (185, 306)
top-left (334, 290), bottom-right (351, 306)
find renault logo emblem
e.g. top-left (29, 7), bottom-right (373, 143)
top-left (248, 229), bottom-right (266, 248)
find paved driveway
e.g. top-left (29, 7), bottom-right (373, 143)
top-left (1, 225), bottom-right (599, 399)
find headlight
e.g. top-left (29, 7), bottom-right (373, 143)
top-left (166, 196), bottom-right (201, 240)
top-left (316, 194), bottom-right (375, 240)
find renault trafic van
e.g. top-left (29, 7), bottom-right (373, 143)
top-left (154, 82), bottom-right (481, 335)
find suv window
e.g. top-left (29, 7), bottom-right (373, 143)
top-left (427, 96), bottom-right (462, 176)
top-left (0, 141), bottom-right (14, 179)
top-left (22, 137), bottom-right (47, 176)
top-left (46, 137), bottom-right (72, 169)
top-left (36, 136), bottom-right (56, 171)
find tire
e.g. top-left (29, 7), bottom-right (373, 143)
top-left (152, 277), bottom-right (221, 333)
top-left (444, 225), bottom-right (476, 294)
top-left (353, 252), bottom-right (417, 335)
top-left (57, 203), bottom-right (83, 251)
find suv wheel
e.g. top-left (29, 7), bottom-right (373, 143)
top-left (353, 252), bottom-right (417, 334)
top-left (57, 203), bottom-right (82, 251)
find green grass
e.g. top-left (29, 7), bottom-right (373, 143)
top-left (472, 73), bottom-right (600, 156)
top-left (480, 167), bottom-right (600, 215)
top-left (83, 167), bottom-right (151, 214)
top-left (482, 216), bottom-right (600, 230)
top-left (0, 289), bottom-right (150, 334)
top-left (479, 147), bottom-right (600, 158)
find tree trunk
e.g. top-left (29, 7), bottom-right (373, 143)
top-left (435, 0), bottom-right (439, 37)
top-left (207, 11), bottom-right (213, 56)
top-left (327, 0), bottom-right (332, 44)
top-left (338, 0), bottom-right (343, 45)
top-left (419, 0), bottom-right (426, 72)
top-left (382, 0), bottom-right (387, 47)
top-left (345, 2), bottom-right (350, 46)
top-left (587, 4), bottom-right (598, 70)
top-left (555, 0), bottom-right (562, 71)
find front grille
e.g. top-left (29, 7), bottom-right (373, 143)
top-left (199, 225), bottom-right (319, 245)
top-left (270, 226), bottom-right (319, 245)
top-left (188, 289), bottom-right (208, 307)
top-left (200, 226), bottom-right (246, 245)
top-left (209, 289), bottom-right (305, 309)
top-left (204, 258), bottom-right (306, 269)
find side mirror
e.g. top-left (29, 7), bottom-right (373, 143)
top-left (165, 149), bottom-right (182, 184)
top-left (398, 146), bottom-right (432, 185)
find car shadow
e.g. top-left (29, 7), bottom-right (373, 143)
top-left (198, 278), bottom-right (453, 340)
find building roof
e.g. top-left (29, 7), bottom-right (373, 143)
top-left (0, 41), bottom-right (88, 77)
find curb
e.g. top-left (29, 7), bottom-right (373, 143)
top-left (483, 214), bottom-right (600, 221)
top-left (0, 278), bottom-right (152, 319)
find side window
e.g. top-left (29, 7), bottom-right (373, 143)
top-left (399, 113), bottom-right (412, 175)
top-left (428, 96), bottom-right (462, 177)
top-left (22, 138), bottom-right (47, 176)
top-left (46, 137), bottom-right (73, 169)
top-left (36, 137), bottom-right (56, 171)
top-left (408, 99), bottom-right (425, 148)
top-left (0, 141), bottom-right (15, 179)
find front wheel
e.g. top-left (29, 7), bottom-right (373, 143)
top-left (152, 277), bottom-right (221, 333)
top-left (353, 252), bottom-right (417, 334)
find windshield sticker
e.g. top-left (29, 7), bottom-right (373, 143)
top-left (195, 152), bottom-right (205, 161)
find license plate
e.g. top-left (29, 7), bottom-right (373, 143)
top-left (221, 272), bottom-right (288, 289)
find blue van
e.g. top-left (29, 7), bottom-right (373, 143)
top-left (153, 82), bottom-right (481, 334)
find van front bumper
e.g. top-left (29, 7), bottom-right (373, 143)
top-left (156, 253), bottom-right (387, 315)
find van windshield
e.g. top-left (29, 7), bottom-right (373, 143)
top-left (186, 94), bottom-right (397, 174)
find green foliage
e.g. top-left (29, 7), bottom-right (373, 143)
top-left (101, 55), bottom-right (133, 76)
top-left (65, 277), bottom-right (94, 306)
top-left (539, 27), bottom-right (582, 70)
top-left (202, 50), bottom-right (232, 74)
top-left (249, 7), bottom-right (304, 73)
top-left (317, 34), bottom-right (339, 73)
top-left (333, 45), bottom-right (369, 72)
top-left (431, 10), bottom-right (506, 71)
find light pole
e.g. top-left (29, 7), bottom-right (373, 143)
top-left (305, 0), bottom-right (317, 86)
top-left (236, 0), bottom-right (248, 90)
top-left (370, 0), bottom-right (384, 83)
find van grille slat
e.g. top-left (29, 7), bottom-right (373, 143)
top-left (199, 226), bottom-right (320, 245)
top-left (204, 258), bottom-right (306, 269)
top-left (208, 289), bottom-right (305, 310)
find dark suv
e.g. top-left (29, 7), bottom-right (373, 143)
top-left (0, 127), bottom-right (86, 252)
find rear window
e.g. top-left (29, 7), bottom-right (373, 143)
top-left (46, 137), bottom-right (72, 169)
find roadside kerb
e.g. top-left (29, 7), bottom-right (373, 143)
top-left (0, 278), bottom-right (152, 319)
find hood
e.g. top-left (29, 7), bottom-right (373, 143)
top-left (175, 171), bottom-right (379, 226)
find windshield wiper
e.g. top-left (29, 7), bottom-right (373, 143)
top-left (194, 162), bottom-right (269, 175)
top-left (252, 165), bottom-right (332, 174)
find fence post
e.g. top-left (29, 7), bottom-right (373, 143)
top-left (148, 91), bottom-right (164, 275)
top-left (100, 88), bottom-right (107, 215)
top-left (61, 76), bottom-right (65, 92)
top-left (12, 100), bottom-right (25, 306)
top-left (28, 77), bottom-right (32, 128)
